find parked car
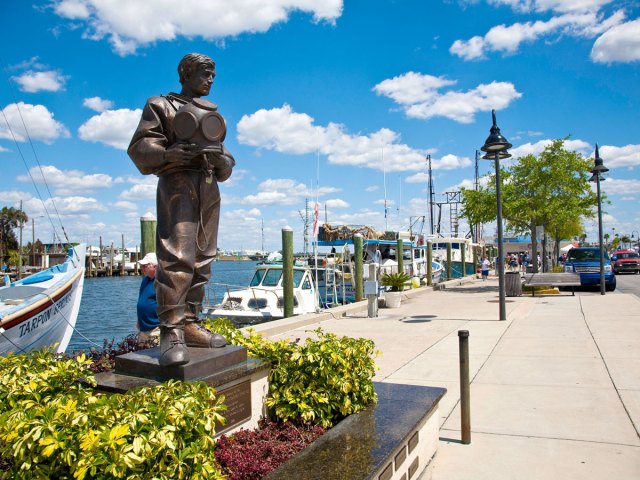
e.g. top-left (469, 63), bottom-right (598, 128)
top-left (611, 250), bottom-right (640, 274)
top-left (563, 247), bottom-right (616, 291)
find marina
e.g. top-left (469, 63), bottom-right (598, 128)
top-left (66, 260), bottom-right (258, 352)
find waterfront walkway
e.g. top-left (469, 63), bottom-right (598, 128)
top-left (252, 276), bottom-right (640, 479)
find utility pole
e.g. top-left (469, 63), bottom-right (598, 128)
top-left (18, 200), bottom-right (24, 279)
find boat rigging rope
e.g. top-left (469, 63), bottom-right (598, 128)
top-left (43, 291), bottom-right (103, 349)
top-left (0, 326), bottom-right (27, 354)
top-left (0, 57), bottom-right (71, 252)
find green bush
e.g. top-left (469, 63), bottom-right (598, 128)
top-left (0, 350), bottom-right (226, 479)
top-left (205, 318), bottom-right (379, 428)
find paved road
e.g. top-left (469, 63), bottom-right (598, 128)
top-left (616, 272), bottom-right (640, 298)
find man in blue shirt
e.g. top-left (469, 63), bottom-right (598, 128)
top-left (137, 252), bottom-right (160, 343)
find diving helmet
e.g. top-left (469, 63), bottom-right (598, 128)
top-left (173, 98), bottom-right (226, 151)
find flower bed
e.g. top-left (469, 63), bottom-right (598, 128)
top-left (0, 320), bottom-right (378, 479)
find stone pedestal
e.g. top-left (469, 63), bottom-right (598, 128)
top-left (94, 345), bottom-right (270, 436)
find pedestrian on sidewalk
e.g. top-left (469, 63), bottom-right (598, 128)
top-left (481, 257), bottom-right (491, 280)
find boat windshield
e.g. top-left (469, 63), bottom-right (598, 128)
top-left (262, 269), bottom-right (282, 287)
top-left (249, 269), bottom-right (266, 287)
top-left (293, 270), bottom-right (312, 289)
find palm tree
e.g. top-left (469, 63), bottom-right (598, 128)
top-left (620, 235), bottom-right (631, 249)
top-left (0, 206), bottom-right (28, 266)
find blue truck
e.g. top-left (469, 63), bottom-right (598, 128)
top-left (563, 247), bottom-right (616, 291)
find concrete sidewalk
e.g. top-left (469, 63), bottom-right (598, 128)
top-left (252, 276), bottom-right (640, 479)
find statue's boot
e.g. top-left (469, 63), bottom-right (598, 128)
top-left (159, 326), bottom-right (189, 366)
top-left (158, 304), bottom-right (189, 366)
top-left (184, 301), bottom-right (227, 348)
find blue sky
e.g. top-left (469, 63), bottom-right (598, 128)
top-left (1, 0), bottom-right (639, 253)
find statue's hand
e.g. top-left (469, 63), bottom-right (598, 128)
top-left (164, 143), bottom-right (199, 164)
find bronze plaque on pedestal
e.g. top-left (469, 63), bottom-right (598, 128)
top-left (216, 380), bottom-right (252, 435)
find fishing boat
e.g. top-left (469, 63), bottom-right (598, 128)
top-left (428, 235), bottom-right (480, 278)
top-left (317, 224), bottom-right (443, 283)
top-left (201, 262), bottom-right (320, 327)
top-left (0, 244), bottom-right (86, 356)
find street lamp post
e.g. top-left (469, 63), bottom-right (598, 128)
top-left (481, 110), bottom-right (512, 321)
top-left (589, 144), bottom-right (609, 296)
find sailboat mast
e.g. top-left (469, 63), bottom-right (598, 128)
top-left (383, 145), bottom-right (388, 231)
top-left (427, 154), bottom-right (434, 235)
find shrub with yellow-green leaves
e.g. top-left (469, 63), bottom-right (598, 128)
top-left (0, 350), bottom-right (226, 480)
top-left (205, 318), bottom-right (379, 428)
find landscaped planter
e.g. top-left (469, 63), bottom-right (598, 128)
top-left (266, 382), bottom-right (447, 480)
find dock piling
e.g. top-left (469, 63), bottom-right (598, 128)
top-left (354, 234), bottom-right (363, 302)
top-left (282, 227), bottom-right (294, 318)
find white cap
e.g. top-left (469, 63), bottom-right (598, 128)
top-left (138, 252), bottom-right (158, 265)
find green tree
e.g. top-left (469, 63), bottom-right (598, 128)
top-left (620, 235), bottom-right (631, 249)
top-left (0, 206), bottom-right (28, 266)
top-left (461, 139), bottom-right (597, 272)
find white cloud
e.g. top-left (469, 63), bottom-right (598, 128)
top-left (12, 70), bottom-right (67, 93)
top-left (78, 108), bottom-right (141, 149)
top-left (406, 172), bottom-right (430, 184)
top-left (365, 185), bottom-right (379, 192)
top-left (223, 208), bottom-right (262, 220)
top-left (591, 18), bottom-right (640, 63)
top-left (0, 190), bottom-right (33, 204)
top-left (509, 138), bottom-right (591, 158)
top-left (47, 196), bottom-right (107, 216)
top-left (372, 72), bottom-right (456, 105)
top-left (489, 0), bottom-right (614, 14)
top-left (119, 175), bottom-right (158, 200)
top-left (238, 104), bottom-right (435, 172)
top-left (240, 177), bottom-right (338, 206)
top-left (325, 198), bottom-right (349, 208)
top-left (112, 200), bottom-right (137, 210)
top-left (0, 102), bottom-right (70, 144)
top-left (52, 0), bottom-right (343, 55)
top-left (17, 165), bottom-right (118, 195)
top-left (374, 73), bottom-right (522, 123)
top-left (450, 7), bottom-right (625, 61)
top-left (600, 177), bottom-right (640, 195)
top-left (434, 154), bottom-right (472, 169)
top-left (599, 144), bottom-right (640, 168)
top-left (83, 96), bottom-right (114, 112)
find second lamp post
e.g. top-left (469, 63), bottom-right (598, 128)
top-left (481, 110), bottom-right (512, 321)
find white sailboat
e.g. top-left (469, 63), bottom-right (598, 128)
top-left (0, 244), bottom-right (86, 355)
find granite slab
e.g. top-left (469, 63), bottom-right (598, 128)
top-left (266, 382), bottom-right (446, 480)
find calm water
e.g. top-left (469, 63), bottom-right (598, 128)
top-left (67, 261), bottom-right (258, 352)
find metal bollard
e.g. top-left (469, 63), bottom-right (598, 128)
top-left (458, 330), bottom-right (471, 444)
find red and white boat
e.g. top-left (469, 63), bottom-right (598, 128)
top-left (0, 244), bottom-right (86, 356)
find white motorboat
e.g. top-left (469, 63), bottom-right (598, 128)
top-left (202, 262), bottom-right (319, 327)
top-left (0, 244), bottom-right (86, 356)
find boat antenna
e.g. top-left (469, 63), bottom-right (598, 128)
top-left (0, 58), bottom-right (74, 255)
top-left (383, 144), bottom-right (388, 231)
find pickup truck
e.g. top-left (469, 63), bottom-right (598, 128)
top-left (611, 249), bottom-right (640, 274)
top-left (563, 247), bottom-right (616, 291)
